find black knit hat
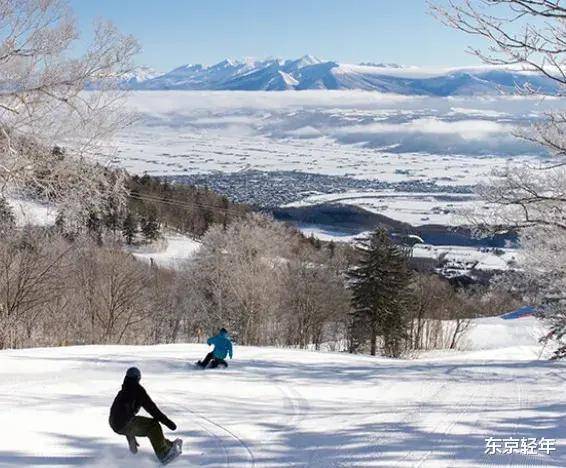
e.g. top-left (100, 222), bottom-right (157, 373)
top-left (126, 367), bottom-right (141, 381)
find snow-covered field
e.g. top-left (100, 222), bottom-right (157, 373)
top-left (413, 244), bottom-right (520, 272)
top-left (298, 225), bottom-right (372, 243)
top-left (97, 91), bottom-right (560, 227)
top-left (286, 191), bottom-right (482, 226)
top-left (109, 91), bottom-right (550, 183)
top-left (1, 316), bottom-right (564, 467)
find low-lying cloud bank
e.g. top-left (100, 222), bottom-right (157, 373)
top-left (124, 91), bottom-right (555, 157)
top-left (327, 118), bottom-right (541, 156)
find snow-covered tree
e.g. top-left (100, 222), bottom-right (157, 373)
top-left (189, 213), bottom-right (294, 345)
top-left (282, 248), bottom-right (351, 350)
top-left (347, 229), bottom-right (412, 358)
top-left (0, 0), bottom-right (139, 221)
top-left (186, 213), bottom-right (353, 347)
top-left (431, 0), bottom-right (566, 358)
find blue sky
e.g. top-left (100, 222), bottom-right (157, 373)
top-left (70, 0), bottom-right (487, 71)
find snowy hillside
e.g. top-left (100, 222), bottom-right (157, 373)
top-left (130, 233), bottom-right (201, 267)
top-left (126, 56), bottom-right (560, 95)
top-left (8, 198), bottom-right (57, 227)
top-left (1, 316), bottom-right (564, 467)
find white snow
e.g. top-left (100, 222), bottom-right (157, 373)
top-left (1, 316), bottom-right (564, 467)
top-left (120, 66), bottom-right (162, 85)
top-left (131, 233), bottom-right (201, 268)
top-left (299, 225), bottom-right (371, 242)
top-left (95, 91), bottom-right (558, 227)
top-left (333, 63), bottom-right (534, 79)
top-left (128, 57), bottom-right (555, 93)
top-left (286, 191), bottom-right (482, 226)
top-left (461, 316), bottom-right (547, 356)
top-left (276, 71), bottom-right (298, 87)
top-left (412, 244), bottom-right (520, 271)
top-left (8, 198), bottom-right (57, 227)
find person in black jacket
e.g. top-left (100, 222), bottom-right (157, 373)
top-left (109, 367), bottom-right (178, 462)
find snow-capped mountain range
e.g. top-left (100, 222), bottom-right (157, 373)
top-left (119, 65), bottom-right (162, 86)
top-left (125, 55), bottom-right (560, 95)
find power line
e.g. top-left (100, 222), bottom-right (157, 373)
top-left (129, 192), bottom-right (414, 238)
top-left (131, 192), bottom-right (247, 216)
top-left (129, 192), bottom-right (247, 217)
top-left (130, 193), bottom-right (390, 236)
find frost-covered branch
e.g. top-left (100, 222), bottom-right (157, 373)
top-left (0, 0), bottom-right (139, 219)
top-left (431, 0), bottom-right (566, 357)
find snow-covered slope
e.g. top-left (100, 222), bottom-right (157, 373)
top-left (130, 233), bottom-right (201, 267)
top-left (8, 198), bottom-right (57, 227)
top-left (127, 56), bottom-right (560, 95)
top-left (1, 315), bottom-right (564, 467)
top-left (461, 316), bottom-right (547, 356)
top-left (136, 58), bottom-right (266, 90)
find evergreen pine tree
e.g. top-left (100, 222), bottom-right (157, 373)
top-left (0, 197), bottom-right (15, 236)
top-left (103, 209), bottom-right (121, 234)
top-left (328, 240), bottom-right (336, 257)
top-left (122, 212), bottom-right (138, 245)
top-left (141, 210), bottom-right (161, 241)
top-left (347, 229), bottom-right (411, 358)
top-left (102, 197), bottom-right (124, 234)
top-left (86, 210), bottom-right (102, 243)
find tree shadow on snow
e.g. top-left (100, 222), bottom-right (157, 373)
top-left (0, 433), bottom-right (157, 467)
top-left (232, 357), bottom-right (566, 387)
top-left (251, 401), bottom-right (566, 467)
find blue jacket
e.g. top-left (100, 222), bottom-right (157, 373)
top-left (207, 332), bottom-right (233, 360)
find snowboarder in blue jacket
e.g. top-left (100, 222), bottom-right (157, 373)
top-left (197, 328), bottom-right (233, 369)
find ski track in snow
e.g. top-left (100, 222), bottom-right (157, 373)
top-left (164, 393), bottom-right (230, 467)
top-left (396, 367), bottom-right (465, 465)
top-left (414, 386), bottom-right (485, 467)
top-left (173, 398), bottom-right (255, 467)
top-left (160, 360), bottom-right (256, 467)
top-left (1, 317), bottom-right (565, 467)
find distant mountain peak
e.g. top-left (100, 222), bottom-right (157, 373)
top-left (120, 66), bottom-right (161, 83)
top-left (124, 56), bottom-right (559, 95)
top-left (215, 58), bottom-right (238, 68)
top-left (298, 54), bottom-right (323, 65)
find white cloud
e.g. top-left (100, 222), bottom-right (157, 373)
top-left (335, 118), bottom-right (512, 140)
top-left (122, 90), bottom-right (557, 157)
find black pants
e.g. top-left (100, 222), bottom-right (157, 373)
top-left (200, 352), bottom-right (227, 368)
top-left (118, 416), bottom-right (172, 460)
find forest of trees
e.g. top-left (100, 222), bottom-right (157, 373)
top-left (0, 195), bottom-right (518, 354)
top-left (52, 172), bottom-right (249, 245)
top-left (127, 174), bottom-right (249, 237)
